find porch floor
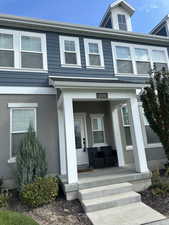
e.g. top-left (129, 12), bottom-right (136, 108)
top-left (78, 167), bottom-right (151, 190)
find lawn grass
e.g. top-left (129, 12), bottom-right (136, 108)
top-left (0, 210), bottom-right (39, 225)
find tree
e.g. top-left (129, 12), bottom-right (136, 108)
top-left (16, 125), bottom-right (47, 190)
top-left (141, 68), bottom-right (169, 161)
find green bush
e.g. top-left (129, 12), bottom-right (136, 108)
top-left (16, 125), bottom-right (47, 190)
top-left (0, 192), bottom-right (9, 208)
top-left (20, 177), bottom-right (59, 208)
top-left (0, 210), bottom-right (39, 225)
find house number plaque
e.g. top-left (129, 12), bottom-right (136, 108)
top-left (96, 93), bottom-right (108, 100)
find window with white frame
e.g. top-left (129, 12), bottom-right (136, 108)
top-left (115, 46), bottom-right (133, 74)
top-left (59, 36), bottom-right (81, 67)
top-left (91, 114), bottom-right (106, 146)
top-left (0, 33), bottom-right (14, 67)
top-left (0, 29), bottom-right (47, 71)
top-left (84, 39), bottom-right (104, 68)
top-left (112, 42), bottom-right (169, 76)
top-left (118, 14), bottom-right (127, 31)
top-left (140, 106), bottom-right (161, 146)
top-left (9, 104), bottom-right (37, 161)
top-left (21, 36), bottom-right (43, 69)
top-left (121, 105), bottom-right (133, 149)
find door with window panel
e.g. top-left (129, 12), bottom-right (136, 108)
top-left (74, 115), bottom-right (88, 166)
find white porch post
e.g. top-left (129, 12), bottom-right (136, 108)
top-left (57, 106), bottom-right (67, 175)
top-left (111, 103), bottom-right (125, 167)
top-left (129, 96), bottom-right (149, 173)
top-left (63, 92), bottom-right (78, 184)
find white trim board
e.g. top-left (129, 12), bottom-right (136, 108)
top-left (8, 103), bottom-right (38, 108)
top-left (0, 87), bottom-right (57, 94)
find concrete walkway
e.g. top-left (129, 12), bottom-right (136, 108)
top-left (78, 181), bottom-right (166, 225)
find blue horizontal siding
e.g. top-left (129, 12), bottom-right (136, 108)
top-left (0, 26), bottom-right (168, 87)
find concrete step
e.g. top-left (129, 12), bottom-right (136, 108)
top-left (81, 191), bottom-right (141, 213)
top-left (79, 182), bottom-right (132, 200)
top-left (87, 202), bottom-right (166, 225)
top-left (79, 172), bottom-right (151, 190)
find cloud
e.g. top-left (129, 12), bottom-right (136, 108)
top-left (137, 0), bottom-right (169, 13)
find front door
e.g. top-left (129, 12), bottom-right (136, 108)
top-left (74, 114), bottom-right (88, 166)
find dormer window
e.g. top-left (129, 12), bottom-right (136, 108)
top-left (118, 14), bottom-right (127, 31)
top-left (59, 36), bottom-right (81, 67)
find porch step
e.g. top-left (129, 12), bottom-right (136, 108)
top-left (81, 191), bottom-right (141, 213)
top-left (79, 172), bottom-right (151, 190)
top-left (79, 182), bottom-right (132, 200)
top-left (87, 202), bottom-right (166, 225)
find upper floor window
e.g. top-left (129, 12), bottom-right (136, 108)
top-left (84, 39), bottom-right (104, 69)
top-left (112, 42), bottom-right (169, 76)
top-left (118, 14), bottom-right (127, 31)
top-left (0, 29), bottom-right (47, 71)
top-left (59, 36), bottom-right (81, 67)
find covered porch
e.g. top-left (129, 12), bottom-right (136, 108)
top-left (50, 78), bottom-right (150, 199)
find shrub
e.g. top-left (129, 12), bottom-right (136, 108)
top-left (20, 177), bottom-right (59, 208)
top-left (0, 210), bottom-right (39, 225)
top-left (16, 125), bottom-right (47, 190)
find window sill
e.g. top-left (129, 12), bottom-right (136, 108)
top-left (86, 66), bottom-right (105, 70)
top-left (145, 143), bottom-right (162, 148)
top-left (115, 73), bottom-right (149, 78)
top-left (8, 158), bottom-right (16, 164)
top-left (0, 67), bottom-right (48, 73)
top-left (61, 64), bottom-right (81, 68)
top-left (126, 146), bottom-right (133, 151)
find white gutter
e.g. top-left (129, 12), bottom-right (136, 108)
top-left (0, 14), bottom-right (169, 45)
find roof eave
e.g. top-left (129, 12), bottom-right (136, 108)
top-left (150, 15), bottom-right (169, 34)
top-left (0, 14), bottom-right (169, 46)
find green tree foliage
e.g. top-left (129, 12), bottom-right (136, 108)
top-left (16, 125), bottom-right (47, 190)
top-left (141, 68), bottom-right (169, 160)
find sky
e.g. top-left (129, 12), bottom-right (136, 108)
top-left (0, 0), bottom-right (169, 34)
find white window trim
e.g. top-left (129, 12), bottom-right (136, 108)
top-left (121, 104), bottom-right (133, 151)
top-left (111, 41), bottom-right (169, 77)
top-left (59, 36), bottom-right (81, 68)
top-left (8, 104), bottom-right (38, 163)
top-left (0, 28), bottom-right (48, 72)
top-left (117, 14), bottom-right (127, 31)
top-left (139, 103), bottom-right (162, 149)
top-left (84, 38), bottom-right (105, 69)
top-left (90, 114), bottom-right (107, 147)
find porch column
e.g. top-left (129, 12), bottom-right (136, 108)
top-left (129, 96), bottom-right (149, 173)
top-left (63, 93), bottom-right (78, 184)
top-left (111, 103), bottom-right (125, 167)
top-left (57, 106), bottom-right (67, 175)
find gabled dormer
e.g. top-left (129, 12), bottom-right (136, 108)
top-left (100, 0), bottom-right (135, 32)
top-left (150, 15), bottom-right (169, 36)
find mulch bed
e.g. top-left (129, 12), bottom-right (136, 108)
top-left (141, 189), bottom-right (169, 217)
top-left (3, 191), bottom-right (92, 225)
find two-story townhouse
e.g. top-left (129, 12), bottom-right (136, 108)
top-left (0, 0), bottom-right (169, 201)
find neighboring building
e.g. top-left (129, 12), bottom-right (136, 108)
top-left (0, 0), bottom-right (169, 199)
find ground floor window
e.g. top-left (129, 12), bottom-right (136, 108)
top-left (9, 103), bottom-right (37, 161)
top-left (121, 104), bottom-right (133, 150)
top-left (140, 106), bottom-right (161, 147)
top-left (90, 114), bottom-right (106, 147)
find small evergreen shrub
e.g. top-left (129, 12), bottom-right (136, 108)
top-left (16, 126), bottom-right (47, 190)
top-left (20, 177), bottom-right (59, 208)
